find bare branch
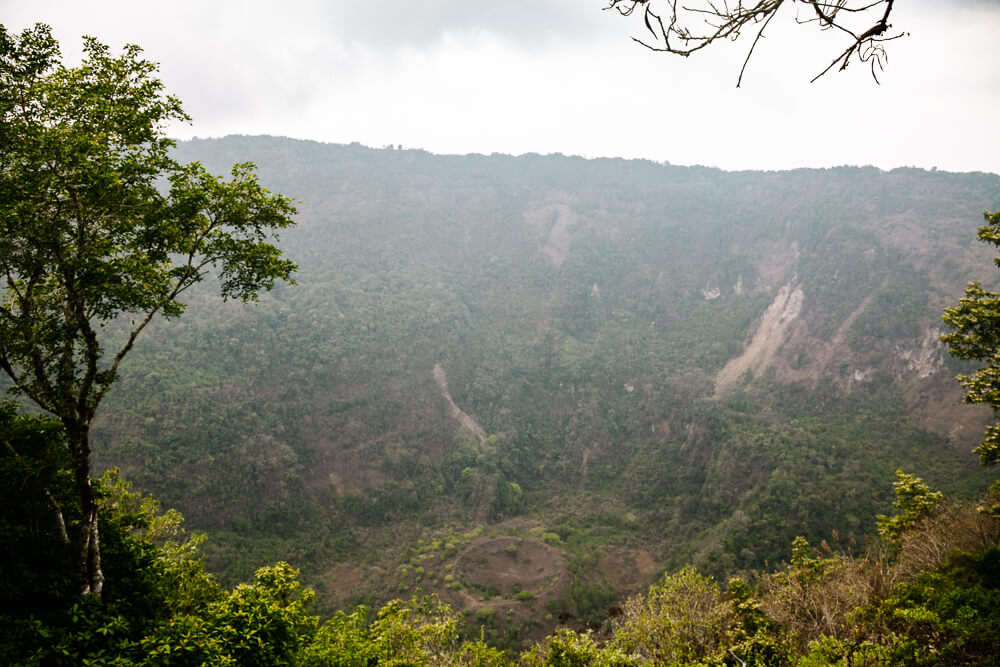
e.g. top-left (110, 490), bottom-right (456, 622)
top-left (607, 0), bottom-right (903, 84)
top-left (737, 5), bottom-right (779, 87)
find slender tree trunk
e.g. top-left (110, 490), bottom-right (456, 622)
top-left (67, 422), bottom-right (103, 597)
top-left (44, 489), bottom-right (71, 547)
top-left (1, 435), bottom-right (71, 545)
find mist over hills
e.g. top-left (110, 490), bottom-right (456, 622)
top-left (91, 136), bottom-right (1000, 632)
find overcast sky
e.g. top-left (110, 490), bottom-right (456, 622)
top-left (4, 0), bottom-right (999, 173)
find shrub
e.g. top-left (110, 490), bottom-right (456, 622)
top-left (611, 566), bottom-right (735, 664)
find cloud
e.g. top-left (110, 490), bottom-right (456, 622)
top-left (317, 0), bottom-right (612, 49)
top-left (2, 0), bottom-right (999, 172)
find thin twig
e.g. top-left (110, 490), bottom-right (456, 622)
top-left (737, 5), bottom-right (779, 87)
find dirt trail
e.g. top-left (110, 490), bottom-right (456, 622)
top-left (715, 282), bottom-right (804, 393)
top-left (433, 363), bottom-right (488, 445)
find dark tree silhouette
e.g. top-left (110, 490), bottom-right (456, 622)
top-left (606, 0), bottom-right (903, 86)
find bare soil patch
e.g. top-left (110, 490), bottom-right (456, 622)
top-left (602, 548), bottom-right (660, 595)
top-left (452, 536), bottom-right (567, 599)
top-left (716, 282), bottom-right (804, 393)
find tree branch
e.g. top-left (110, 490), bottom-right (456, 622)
top-left (737, 5), bottom-right (780, 87)
top-left (607, 0), bottom-right (902, 84)
top-left (809, 0), bottom-right (897, 82)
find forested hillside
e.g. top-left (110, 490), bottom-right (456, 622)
top-left (89, 136), bottom-right (1000, 638)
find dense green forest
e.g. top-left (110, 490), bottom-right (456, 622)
top-left (5, 405), bottom-right (998, 664)
top-left (5, 134), bottom-right (1000, 661)
top-left (76, 137), bottom-right (998, 633)
top-left (4, 22), bottom-right (999, 666)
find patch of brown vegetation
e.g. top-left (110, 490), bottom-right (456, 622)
top-left (314, 518), bottom-right (669, 649)
top-left (318, 563), bottom-right (380, 609)
top-left (602, 548), bottom-right (660, 594)
top-left (434, 535), bottom-right (569, 646)
top-left (903, 377), bottom-right (992, 452)
top-left (452, 536), bottom-right (567, 599)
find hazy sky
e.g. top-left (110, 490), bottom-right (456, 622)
top-left (3, 0), bottom-right (999, 172)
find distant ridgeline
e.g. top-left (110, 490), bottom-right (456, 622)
top-left (92, 136), bottom-right (1000, 623)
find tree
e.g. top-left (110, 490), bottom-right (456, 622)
top-left (611, 566), bottom-right (736, 664)
top-left (605, 0), bottom-right (903, 86)
top-left (875, 469), bottom-right (944, 544)
top-left (1, 427), bottom-right (321, 665)
top-left (0, 23), bottom-right (297, 597)
top-left (942, 210), bottom-right (1000, 467)
top-left (299, 595), bottom-right (508, 666)
top-left (0, 402), bottom-right (78, 617)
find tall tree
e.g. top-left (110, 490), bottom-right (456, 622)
top-left (0, 23), bottom-right (297, 596)
top-left (942, 210), bottom-right (1000, 467)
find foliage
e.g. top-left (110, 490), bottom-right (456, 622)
top-left (757, 473), bottom-right (985, 657)
top-left (300, 595), bottom-right (507, 666)
top-left (3, 20), bottom-right (999, 663)
top-left (519, 629), bottom-right (638, 667)
top-left (9, 559), bottom-right (317, 667)
top-left (870, 547), bottom-right (1000, 666)
top-left (91, 137), bottom-right (1000, 598)
top-left (892, 497), bottom-right (999, 584)
top-left (611, 566), bottom-right (735, 665)
top-left (942, 210), bottom-right (1000, 465)
top-left (983, 480), bottom-right (1000, 519)
top-left (0, 417), bottom-right (317, 666)
top-left (0, 23), bottom-right (296, 595)
top-left (369, 595), bottom-right (462, 664)
top-left (758, 537), bottom-right (891, 654)
top-left (204, 562), bottom-right (317, 666)
top-left (546, 552), bottom-right (619, 627)
top-left (876, 469), bottom-right (945, 544)
top-left (299, 606), bottom-right (373, 667)
top-left (754, 476), bottom-right (999, 665)
top-left (4, 425), bottom-right (1000, 666)
top-left (0, 403), bottom-right (78, 616)
top-left (802, 547), bottom-right (1000, 667)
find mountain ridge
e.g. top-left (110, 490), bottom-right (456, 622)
top-left (90, 136), bottom-right (999, 634)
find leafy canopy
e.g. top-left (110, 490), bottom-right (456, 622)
top-left (1, 412), bottom-right (317, 665)
top-left (0, 21), bottom-right (297, 597)
top-left (876, 469), bottom-right (945, 543)
top-left (942, 210), bottom-right (1000, 466)
top-left (0, 22), bottom-right (297, 420)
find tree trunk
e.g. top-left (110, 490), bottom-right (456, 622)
top-left (67, 422), bottom-right (103, 597)
top-left (0, 435), bottom-right (71, 546)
